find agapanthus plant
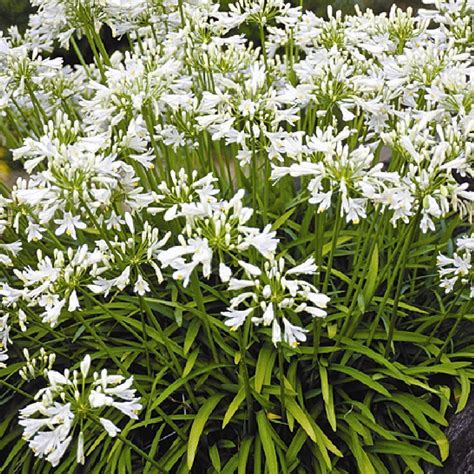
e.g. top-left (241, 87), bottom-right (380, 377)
top-left (0, 0), bottom-right (472, 472)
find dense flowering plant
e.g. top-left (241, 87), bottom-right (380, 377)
top-left (0, 0), bottom-right (473, 471)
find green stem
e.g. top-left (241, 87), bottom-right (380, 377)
top-left (190, 273), bottom-right (219, 364)
top-left (322, 198), bottom-right (342, 294)
top-left (434, 298), bottom-right (472, 363)
top-left (367, 214), bottom-right (418, 346)
top-left (239, 317), bottom-right (255, 434)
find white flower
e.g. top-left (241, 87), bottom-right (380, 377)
top-left (282, 317), bottom-right (308, 347)
top-left (219, 263), bottom-right (232, 282)
top-left (54, 212), bottom-right (87, 240)
top-left (437, 233), bottom-right (473, 294)
top-left (133, 274), bottom-right (150, 296)
top-left (99, 418), bottom-right (121, 437)
top-left (223, 307), bottom-right (254, 330)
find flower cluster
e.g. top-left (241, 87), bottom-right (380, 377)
top-left (437, 233), bottom-right (474, 296)
top-left (0, 314), bottom-right (10, 368)
top-left (223, 257), bottom-right (329, 346)
top-left (19, 355), bottom-right (141, 467)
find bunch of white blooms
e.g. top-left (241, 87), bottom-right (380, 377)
top-left (437, 233), bottom-right (474, 296)
top-left (0, 314), bottom-right (11, 368)
top-left (87, 217), bottom-right (170, 297)
top-left (19, 355), bottom-right (141, 467)
top-left (157, 172), bottom-right (278, 286)
top-left (223, 257), bottom-right (329, 347)
top-left (11, 245), bottom-right (108, 327)
top-left (19, 348), bottom-right (57, 381)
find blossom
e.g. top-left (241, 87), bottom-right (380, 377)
top-left (223, 257), bottom-right (329, 347)
top-left (437, 233), bottom-right (473, 295)
top-left (19, 355), bottom-right (141, 467)
top-left (54, 213), bottom-right (87, 240)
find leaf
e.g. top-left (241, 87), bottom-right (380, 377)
top-left (330, 364), bottom-right (391, 397)
top-left (319, 362), bottom-right (337, 431)
top-left (182, 348), bottom-right (199, 377)
top-left (238, 437), bottom-right (253, 474)
top-left (209, 444), bottom-right (221, 473)
top-left (339, 424), bottom-right (376, 474)
top-left (285, 397), bottom-right (317, 443)
top-left (368, 440), bottom-right (443, 467)
top-left (255, 344), bottom-right (276, 394)
top-left (184, 318), bottom-right (201, 354)
top-left (456, 370), bottom-right (470, 414)
top-left (222, 386), bottom-right (246, 428)
top-left (187, 393), bottom-right (224, 469)
top-left (272, 207), bottom-right (296, 231)
top-left (322, 235), bottom-right (353, 256)
top-left (151, 363), bottom-right (228, 411)
top-left (256, 411), bottom-right (278, 474)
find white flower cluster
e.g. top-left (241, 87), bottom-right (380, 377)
top-left (19, 355), bottom-right (141, 467)
top-left (437, 233), bottom-right (474, 296)
top-left (0, 314), bottom-right (11, 368)
top-left (223, 257), bottom-right (329, 347)
top-left (19, 348), bottom-right (56, 381)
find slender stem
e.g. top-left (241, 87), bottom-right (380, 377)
top-left (322, 197), bottom-right (342, 294)
top-left (367, 214), bottom-right (419, 346)
top-left (434, 298), bottom-right (472, 363)
top-left (191, 273), bottom-right (219, 364)
top-left (278, 346), bottom-right (286, 419)
top-left (239, 317), bottom-right (255, 434)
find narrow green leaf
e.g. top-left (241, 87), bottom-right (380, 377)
top-left (285, 397), bottom-right (317, 443)
top-left (368, 440), bottom-right (443, 467)
top-left (363, 243), bottom-right (379, 302)
top-left (320, 363), bottom-right (337, 431)
top-left (187, 393), bottom-right (224, 470)
top-left (331, 364), bottom-right (391, 397)
top-left (182, 348), bottom-right (199, 377)
top-left (256, 411), bottom-right (278, 474)
top-left (255, 344), bottom-right (276, 394)
top-left (238, 437), bottom-right (253, 474)
top-left (272, 207), bottom-right (296, 231)
top-left (222, 386), bottom-right (246, 428)
top-left (456, 370), bottom-right (470, 414)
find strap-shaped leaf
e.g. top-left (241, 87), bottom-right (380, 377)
top-left (187, 394), bottom-right (224, 469)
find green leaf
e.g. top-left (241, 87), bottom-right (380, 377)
top-left (184, 318), bottom-right (201, 354)
top-left (456, 370), bottom-right (471, 414)
top-left (285, 397), bottom-right (317, 443)
top-left (187, 393), bottom-right (224, 469)
top-left (320, 362), bottom-right (337, 431)
top-left (368, 440), bottom-right (443, 467)
top-left (238, 437), bottom-right (253, 474)
top-left (222, 386), bottom-right (246, 428)
top-left (331, 364), bottom-right (391, 397)
top-left (256, 411), bottom-right (278, 474)
top-left (272, 207), bottom-right (296, 231)
top-left (209, 444), bottom-right (221, 473)
top-left (182, 348), bottom-right (199, 377)
top-left (255, 344), bottom-right (276, 394)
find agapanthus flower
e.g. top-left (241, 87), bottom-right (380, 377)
top-left (223, 257), bottom-right (329, 347)
top-left (0, 314), bottom-right (11, 368)
top-left (437, 233), bottom-right (474, 296)
top-left (19, 355), bottom-right (142, 467)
